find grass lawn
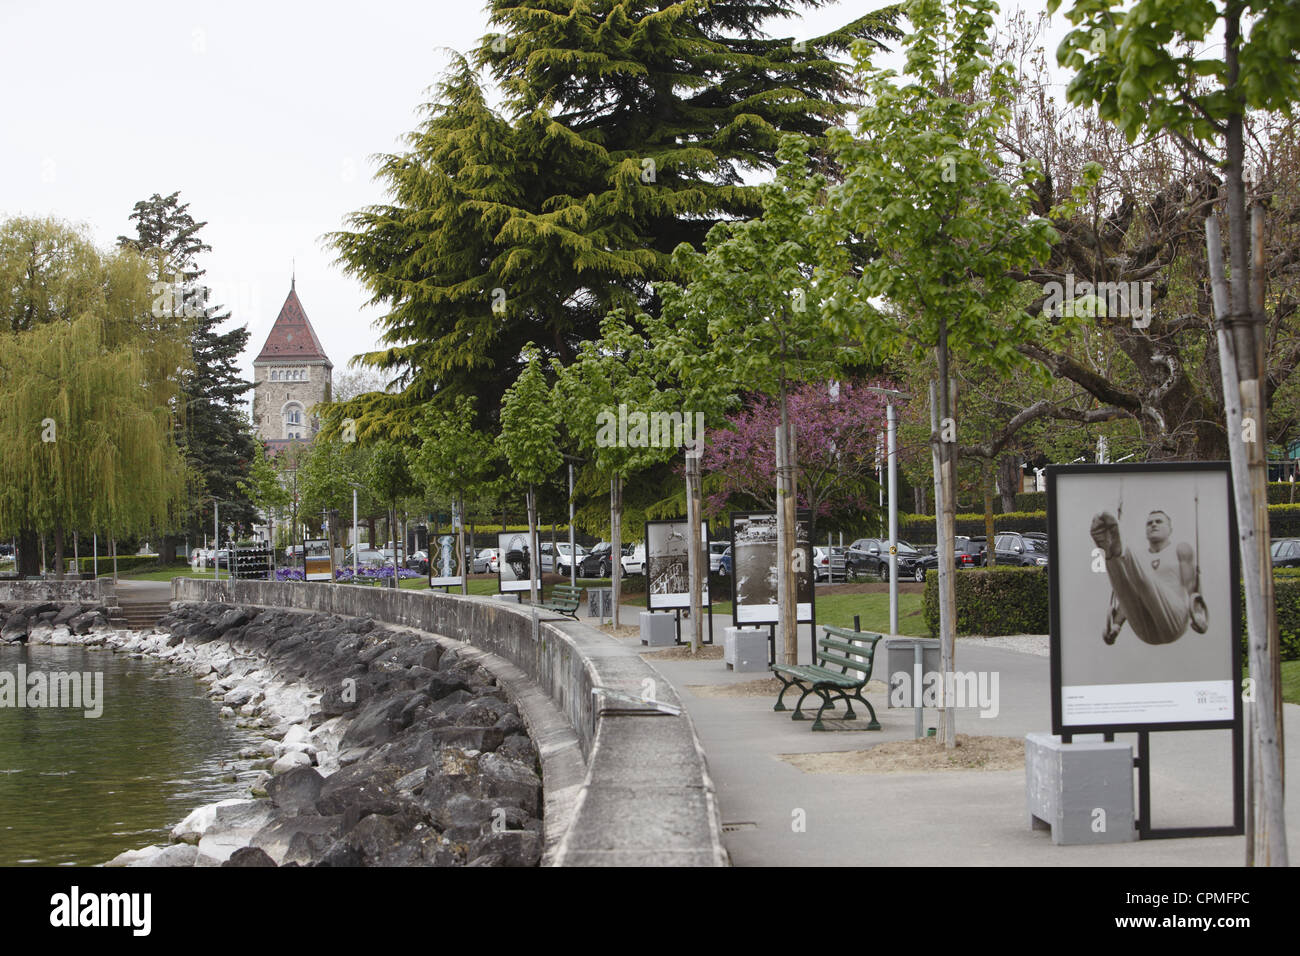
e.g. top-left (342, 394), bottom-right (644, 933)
top-left (1282, 660), bottom-right (1300, 706)
top-left (634, 590), bottom-right (929, 637)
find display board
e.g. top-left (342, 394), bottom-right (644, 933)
top-left (429, 532), bottom-right (464, 587)
top-left (303, 538), bottom-right (332, 582)
top-left (730, 511), bottom-right (813, 625)
top-left (1048, 463), bottom-right (1241, 734)
top-left (646, 519), bottom-right (709, 609)
top-left (497, 532), bottom-right (538, 594)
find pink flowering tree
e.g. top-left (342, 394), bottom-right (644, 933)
top-left (702, 380), bottom-right (893, 533)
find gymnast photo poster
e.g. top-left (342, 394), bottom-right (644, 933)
top-left (1047, 462), bottom-right (1241, 734)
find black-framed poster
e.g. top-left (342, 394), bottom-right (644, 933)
top-left (497, 531), bottom-right (537, 594)
top-left (645, 519), bottom-right (709, 609)
top-left (730, 510), bottom-right (813, 625)
top-left (1048, 462), bottom-right (1241, 735)
top-left (429, 532), bottom-right (463, 588)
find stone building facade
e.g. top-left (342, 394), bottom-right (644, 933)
top-left (251, 280), bottom-right (333, 453)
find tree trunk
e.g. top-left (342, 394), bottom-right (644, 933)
top-left (913, 486), bottom-right (925, 516)
top-left (998, 454), bottom-right (1020, 512)
top-left (932, 325), bottom-right (959, 750)
top-left (686, 453), bottom-right (703, 652)
top-left (775, 385), bottom-right (799, 667)
top-left (1207, 206), bottom-right (1287, 866)
top-left (54, 522), bottom-right (65, 581)
top-left (17, 527), bottom-right (39, 577)
top-left (611, 475), bottom-right (623, 628)
top-left (983, 462), bottom-right (995, 562)
top-left (526, 485), bottom-right (539, 605)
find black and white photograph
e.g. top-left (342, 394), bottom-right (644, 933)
top-left (730, 511), bottom-right (812, 625)
top-left (497, 532), bottom-right (536, 593)
top-left (646, 520), bottom-right (709, 609)
top-left (1049, 463), bottom-right (1240, 731)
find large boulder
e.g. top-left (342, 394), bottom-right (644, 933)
top-left (252, 815), bottom-right (344, 866)
top-left (266, 765), bottom-right (324, 813)
top-left (222, 846), bottom-right (277, 867)
top-left (467, 830), bottom-right (542, 867)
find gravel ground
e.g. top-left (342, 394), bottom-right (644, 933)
top-left (780, 735), bottom-right (1025, 774)
top-left (958, 634), bottom-right (1049, 657)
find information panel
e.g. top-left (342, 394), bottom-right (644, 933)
top-left (1048, 463), bottom-right (1241, 734)
top-left (730, 511), bottom-right (813, 625)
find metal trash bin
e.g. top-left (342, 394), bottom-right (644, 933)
top-left (884, 636), bottom-right (941, 707)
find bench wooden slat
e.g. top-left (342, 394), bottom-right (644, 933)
top-left (772, 628), bottom-right (883, 730)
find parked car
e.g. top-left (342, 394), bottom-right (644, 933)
top-left (718, 545), bottom-right (732, 577)
top-left (708, 541), bottom-right (730, 574)
top-left (577, 543), bottom-right (613, 577)
top-left (812, 546), bottom-right (848, 582)
top-left (621, 543), bottom-right (646, 576)
top-left (345, 548), bottom-right (386, 568)
top-left (552, 543), bottom-right (588, 576)
top-left (1272, 537), bottom-right (1300, 568)
top-left (472, 548), bottom-right (500, 574)
top-left (406, 549), bottom-right (429, 574)
top-left (993, 532), bottom-right (1050, 567)
top-left (846, 538), bottom-right (923, 581)
top-left (914, 535), bottom-right (987, 581)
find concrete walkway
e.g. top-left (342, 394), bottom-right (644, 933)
top-left (605, 604), bottom-right (1300, 866)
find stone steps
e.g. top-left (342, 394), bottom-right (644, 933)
top-left (116, 601), bottom-right (171, 630)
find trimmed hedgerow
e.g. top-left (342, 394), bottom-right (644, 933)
top-left (923, 566), bottom-right (1049, 636)
top-left (904, 503), bottom-right (1300, 545)
top-left (73, 555), bottom-right (161, 574)
top-left (921, 563), bottom-right (1300, 659)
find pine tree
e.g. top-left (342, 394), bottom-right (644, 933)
top-left (327, 1), bottom-right (899, 435)
top-left (119, 193), bottom-right (259, 554)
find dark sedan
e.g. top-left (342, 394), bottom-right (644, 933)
top-left (1272, 537), bottom-right (1300, 568)
top-left (845, 538), bottom-right (923, 581)
top-left (577, 543), bottom-right (614, 578)
top-left (914, 536), bottom-right (987, 581)
top-left (993, 532), bottom-right (1050, 567)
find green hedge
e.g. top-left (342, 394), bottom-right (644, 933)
top-left (999, 483), bottom-right (1300, 513)
top-left (923, 567), bottom-right (1049, 636)
top-left (923, 565), bottom-right (1300, 662)
top-left (904, 503), bottom-right (1300, 544)
top-left (72, 555), bottom-right (162, 574)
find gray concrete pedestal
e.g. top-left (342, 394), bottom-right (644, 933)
top-left (724, 626), bottom-right (768, 672)
top-left (1025, 732), bottom-right (1136, 845)
top-left (640, 611), bottom-right (676, 646)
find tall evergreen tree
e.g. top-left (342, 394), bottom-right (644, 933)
top-left (119, 192), bottom-right (259, 554)
top-left (328, 1), bottom-right (899, 437)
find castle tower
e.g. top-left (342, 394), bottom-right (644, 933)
top-left (251, 280), bottom-right (333, 453)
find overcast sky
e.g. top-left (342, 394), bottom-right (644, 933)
top-left (2, 0), bottom-right (1054, 393)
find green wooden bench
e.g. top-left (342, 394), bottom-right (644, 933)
top-left (772, 626), bottom-right (882, 731)
top-left (537, 583), bottom-right (582, 619)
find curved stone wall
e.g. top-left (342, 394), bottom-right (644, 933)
top-left (173, 578), bottom-right (728, 867)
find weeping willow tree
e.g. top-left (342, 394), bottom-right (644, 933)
top-left (0, 268), bottom-right (188, 576)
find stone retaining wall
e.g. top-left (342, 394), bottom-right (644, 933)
top-left (173, 579), bottom-right (728, 867)
top-left (0, 579), bottom-right (115, 603)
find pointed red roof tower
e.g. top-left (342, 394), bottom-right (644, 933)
top-left (254, 279), bottom-right (332, 365)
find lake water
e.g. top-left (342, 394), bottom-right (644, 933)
top-left (0, 642), bottom-right (263, 866)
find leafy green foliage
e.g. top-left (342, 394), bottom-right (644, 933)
top-left (923, 566), bottom-right (1049, 635)
top-left (498, 348), bottom-right (562, 486)
top-left (328, 2), bottom-right (900, 433)
top-left (411, 396), bottom-right (499, 502)
top-left (1048, 0), bottom-right (1300, 144)
top-left (817, 0), bottom-right (1063, 372)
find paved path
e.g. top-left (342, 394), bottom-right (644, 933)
top-left (611, 607), bottom-right (1300, 866)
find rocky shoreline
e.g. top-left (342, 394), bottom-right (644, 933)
top-left (44, 601), bottom-right (544, 866)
